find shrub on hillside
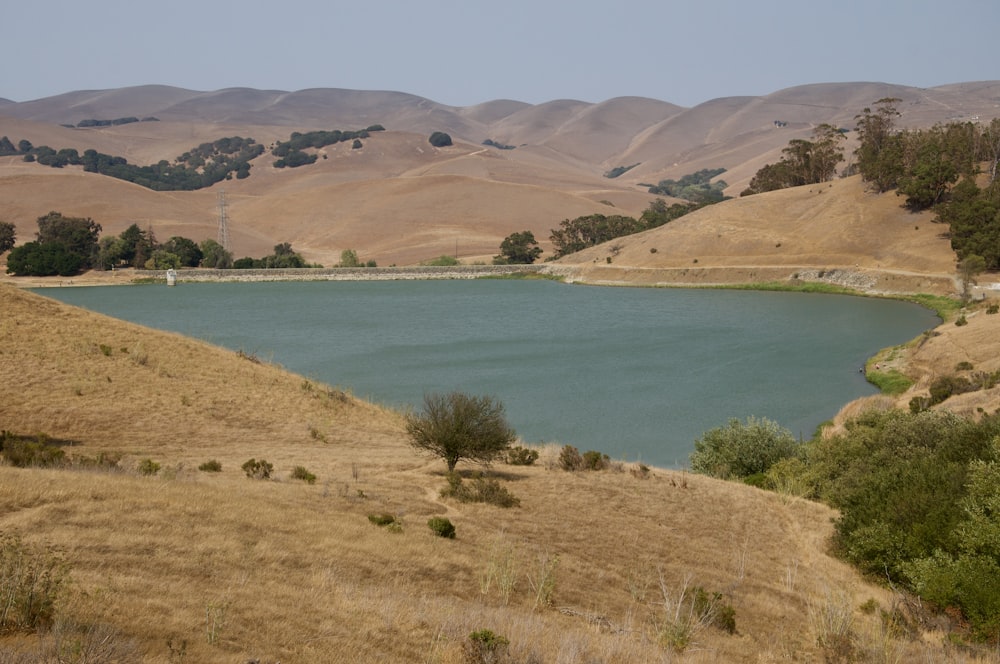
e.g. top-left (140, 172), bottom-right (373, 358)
top-left (441, 472), bottom-right (520, 508)
top-left (291, 465), bottom-right (317, 484)
top-left (428, 516), bottom-right (456, 539)
top-left (0, 535), bottom-right (69, 632)
top-left (558, 445), bottom-right (583, 471)
top-left (198, 459), bottom-right (222, 472)
top-left (689, 416), bottom-right (799, 480)
top-left (137, 459), bottom-right (160, 476)
top-left (504, 445), bottom-right (539, 466)
top-left (0, 432), bottom-right (66, 468)
top-left (241, 458), bottom-right (273, 479)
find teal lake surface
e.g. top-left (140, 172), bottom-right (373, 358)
top-left (36, 280), bottom-right (939, 467)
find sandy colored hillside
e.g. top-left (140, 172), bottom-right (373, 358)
top-left (2, 282), bottom-right (990, 663)
top-left (2, 81), bottom-right (999, 266)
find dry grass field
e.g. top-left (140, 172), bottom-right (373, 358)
top-left (2, 282), bottom-right (999, 663)
top-left (3, 82), bottom-right (1000, 661)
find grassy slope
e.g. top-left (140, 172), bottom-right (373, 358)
top-left (0, 283), bottom-right (954, 663)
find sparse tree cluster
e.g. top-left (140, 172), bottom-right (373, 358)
top-left (740, 125), bottom-right (846, 196)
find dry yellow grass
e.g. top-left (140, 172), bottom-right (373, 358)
top-left (2, 284), bottom-right (997, 663)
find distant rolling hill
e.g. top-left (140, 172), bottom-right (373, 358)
top-left (1, 81), bottom-right (998, 267)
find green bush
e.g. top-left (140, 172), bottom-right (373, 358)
top-left (582, 450), bottom-right (610, 471)
top-left (368, 513), bottom-right (396, 527)
top-left (0, 432), bottom-right (66, 468)
top-left (955, 361), bottom-right (974, 371)
top-left (428, 516), bottom-right (456, 539)
top-left (290, 465), bottom-right (317, 484)
top-left (690, 416), bottom-right (799, 480)
top-left (198, 459), bottom-right (222, 472)
top-left (137, 459), bottom-right (160, 476)
top-left (987, 303), bottom-right (998, 314)
top-left (241, 458), bottom-right (273, 479)
top-left (428, 131), bottom-right (452, 147)
top-left (463, 629), bottom-right (509, 662)
top-left (441, 472), bottom-right (520, 508)
top-left (0, 535), bottom-right (68, 632)
top-left (504, 445), bottom-right (539, 465)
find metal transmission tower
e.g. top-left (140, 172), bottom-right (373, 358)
top-left (217, 190), bottom-right (231, 252)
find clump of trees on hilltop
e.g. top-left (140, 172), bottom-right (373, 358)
top-left (741, 98), bottom-right (1000, 269)
top-left (0, 123), bottom-right (387, 187)
top-left (271, 126), bottom-right (383, 168)
top-left (739, 125), bottom-right (847, 196)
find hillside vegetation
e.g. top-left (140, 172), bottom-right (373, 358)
top-left (2, 283), bottom-right (998, 663)
top-left (1, 81), bottom-right (999, 266)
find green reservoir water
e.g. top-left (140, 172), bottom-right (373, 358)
top-left (37, 280), bottom-right (938, 467)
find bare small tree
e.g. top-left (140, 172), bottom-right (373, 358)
top-left (406, 392), bottom-right (516, 472)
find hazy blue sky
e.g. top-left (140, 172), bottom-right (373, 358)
top-left (5, 0), bottom-right (997, 107)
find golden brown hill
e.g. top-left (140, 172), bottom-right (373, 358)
top-left (2, 81), bottom-right (999, 266)
top-left (1, 283), bottom-right (985, 663)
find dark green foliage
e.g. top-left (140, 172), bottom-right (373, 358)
top-left (690, 416), bottom-right (800, 480)
top-left (549, 213), bottom-right (643, 258)
top-left (639, 198), bottom-right (698, 229)
top-left (441, 472), bottom-right (520, 508)
top-left (0, 136), bottom-right (17, 155)
top-left (365, 124), bottom-right (385, 132)
top-left (549, 197), bottom-right (707, 259)
top-left (368, 513), bottom-right (397, 527)
top-left (854, 98), bottom-right (905, 192)
top-left (161, 236), bottom-right (203, 268)
top-left (0, 535), bottom-right (69, 633)
top-left (198, 460), bottom-right (222, 472)
top-left (504, 445), bottom-right (539, 466)
top-left (988, 304), bottom-right (999, 315)
top-left (482, 138), bottom-right (515, 150)
top-left (605, 163), bottom-right (639, 178)
top-left (8, 211), bottom-right (104, 274)
top-left (775, 408), bottom-right (1000, 638)
top-left (406, 392), bottom-right (516, 472)
top-left (741, 125), bottom-right (845, 196)
top-left (137, 459), bottom-right (161, 476)
top-left (0, 432), bottom-right (67, 468)
top-left (76, 117), bottom-right (146, 128)
top-left (6, 242), bottom-right (81, 276)
top-left (463, 629), bottom-right (509, 662)
top-left (428, 131), bottom-right (453, 147)
top-left (428, 516), bottom-right (456, 539)
top-left (60, 137), bottom-right (266, 190)
top-left (199, 239), bottom-right (232, 269)
top-left (648, 168), bottom-right (729, 202)
top-left (351, 139), bottom-right (363, 150)
top-left (241, 458), bottom-right (273, 479)
top-left (582, 450), bottom-right (610, 471)
top-left (494, 230), bottom-right (542, 264)
top-left (273, 149), bottom-right (317, 169)
top-left (291, 465), bottom-right (316, 484)
top-left (939, 179), bottom-right (1000, 270)
top-left (233, 243), bottom-right (308, 269)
